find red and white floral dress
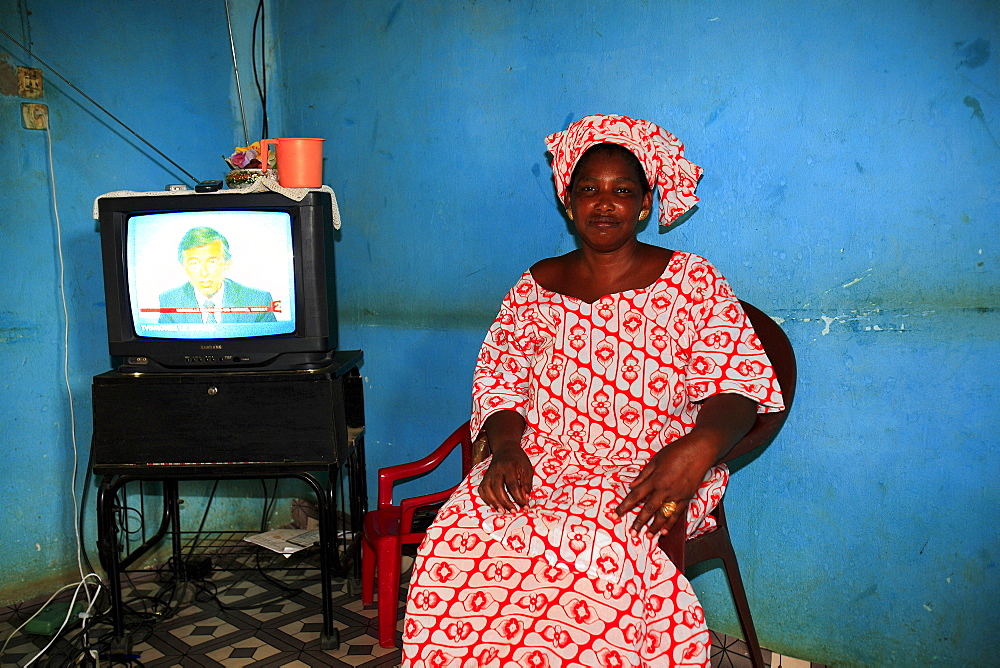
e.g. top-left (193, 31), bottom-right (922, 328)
top-left (402, 252), bottom-right (784, 668)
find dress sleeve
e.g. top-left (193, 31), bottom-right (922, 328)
top-left (470, 278), bottom-right (533, 436)
top-left (683, 260), bottom-right (785, 413)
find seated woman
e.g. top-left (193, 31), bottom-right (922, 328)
top-left (401, 114), bottom-right (784, 667)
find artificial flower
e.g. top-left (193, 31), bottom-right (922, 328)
top-left (224, 141), bottom-right (276, 170)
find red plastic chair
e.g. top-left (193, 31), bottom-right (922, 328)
top-left (361, 301), bottom-right (795, 655)
top-left (361, 422), bottom-right (474, 647)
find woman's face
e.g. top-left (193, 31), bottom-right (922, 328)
top-left (566, 150), bottom-right (653, 253)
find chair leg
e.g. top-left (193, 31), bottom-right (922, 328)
top-left (713, 531), bottom-right (765, 668)
top-left (686, 500), bottom-right (766, 668)
top-left (361, 533), bottom-right (375, 606)
top-left (375, 538), bottom-right (403, 648)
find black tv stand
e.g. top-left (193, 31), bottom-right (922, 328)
top-left (91, 350), bottom-right (367, 650)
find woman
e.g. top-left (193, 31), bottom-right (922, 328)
top-left (401, 114), bottom-right (784, 667)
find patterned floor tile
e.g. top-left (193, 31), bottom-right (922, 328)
top-left (276, 613), bottom-right (331, 644)
top-left (205, 634), bottom-right (284, 664)
top-left (169, 617), bottom-right (242, 646)
top-left (0, 538), bottom-right (827, 667)
top-left (129, 642), bottom-right (167, 662)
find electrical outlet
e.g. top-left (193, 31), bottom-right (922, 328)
top-left (17, 66), bottom-right (43, 98)
top-left (21, 103), bottom-right (48, 129)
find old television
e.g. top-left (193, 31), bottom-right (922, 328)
top-left (97, 190), bottom-right (337, 372)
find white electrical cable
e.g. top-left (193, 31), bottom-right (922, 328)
top-left (0, 574), bottom-right (101, 664)
top-left (44, 119), bottom-right (90, 586)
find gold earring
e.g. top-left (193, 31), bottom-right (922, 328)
top-left (567, 210), bottom-right (574, 221)
top-left (639, 210), bottom-right (649, 220)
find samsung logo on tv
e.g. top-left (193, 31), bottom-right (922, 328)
top-left (200, 345), bottom-right (223, 350)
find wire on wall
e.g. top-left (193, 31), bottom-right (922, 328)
top-left (251, 0), bottom-right (269, 140)
top-left (224, 0), bottom-right (250, 146)
top-left (0, 27), bottom-right (201, 185)
top-left (44, 122), bottom-right (87, 583)
top-left (46, 117), bottom-right (104, 659)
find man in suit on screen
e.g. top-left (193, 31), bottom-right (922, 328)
top-left (158, 227), bottom-right (277, 324)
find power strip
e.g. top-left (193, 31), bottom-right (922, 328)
top-left (24, 601), bottom-right (86, 636)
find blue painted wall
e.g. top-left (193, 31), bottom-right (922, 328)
top-left (1, 1), bottom-right (996, 665)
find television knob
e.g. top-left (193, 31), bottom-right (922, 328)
top-left (207, 386), bottom-right (219, 396)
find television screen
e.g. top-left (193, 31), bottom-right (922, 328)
top-left (127, 211), bottom-right (296, 340)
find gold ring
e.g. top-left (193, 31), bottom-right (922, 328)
top-left (659, 501), bottom-right (677, 518)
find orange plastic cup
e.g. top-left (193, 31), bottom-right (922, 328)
top-left (261, 138), bottom-right (325, 188)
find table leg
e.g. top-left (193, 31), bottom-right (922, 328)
top-left (96, 476), bottom-right (126, 642)
top-left (293, 473), bottom-right (340, 650)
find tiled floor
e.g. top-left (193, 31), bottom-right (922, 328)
top-left (0, 536), bottom-right (825, 667)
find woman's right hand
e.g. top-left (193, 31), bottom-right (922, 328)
top-left (479, 443), bottom-right (533, 511)
top-left (477, 410), bottom-right (532, 511)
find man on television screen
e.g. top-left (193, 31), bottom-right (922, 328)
top-left (158, 227), bottom-right (277, 324)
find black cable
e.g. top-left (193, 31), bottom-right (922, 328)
top-left (250, 554), bottom-right (309, 596)
top-left (78, 440), bottom-right (100, 578)
top-left (79, 477), bottom-right (321, 657)
top-left (196, 529), bottom-right (316, 610)
top-left (137, 481), bottom-right (147, 545)
top-left (208, 550), bottom-right (309, 611)
top-left (117, 571), bottom-right (162, 622)
top-left (111, 490), bottom-right (145, 544)
top-left (259, 479), bottom-right (281, 532)
top-left (184, 480), bottom-right (220, 556)
top-left (260, 0), bottom-right (268, 139)
top-left (91, 621), bottom-right (149, 668)
top-left (77, 476), bottom-right (318, 656)
top-left (0, 27), bottom-right (201, 184)
top-left (109, 479), bottom-right (287, 621)
top-left (251, 0), bottom-right (269, 139)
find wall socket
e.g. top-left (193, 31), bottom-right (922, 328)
top-left (21, 103), bottom-right (48, 129)
top-left (17, 66), bottom-right (43, 98)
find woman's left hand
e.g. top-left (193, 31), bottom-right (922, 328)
top-left (614, 393), bottom-right (758, 537)
top-left (613, 433), bottom-right (718, 537)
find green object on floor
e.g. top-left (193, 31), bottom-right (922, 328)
top-left (24, 601), bottom-right (86, 636)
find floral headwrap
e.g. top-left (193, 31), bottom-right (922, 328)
top-left (545, 114), bottom-right (703, 226)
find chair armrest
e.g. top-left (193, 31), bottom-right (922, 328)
top-left (376, 423), bottom-right (471, 508)
top-left (723, 409), bottom-right (788, 463)
top-left (399, 485), bottom-right (459, 533)
top-left (657, 516), bottom-right (687, 571)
